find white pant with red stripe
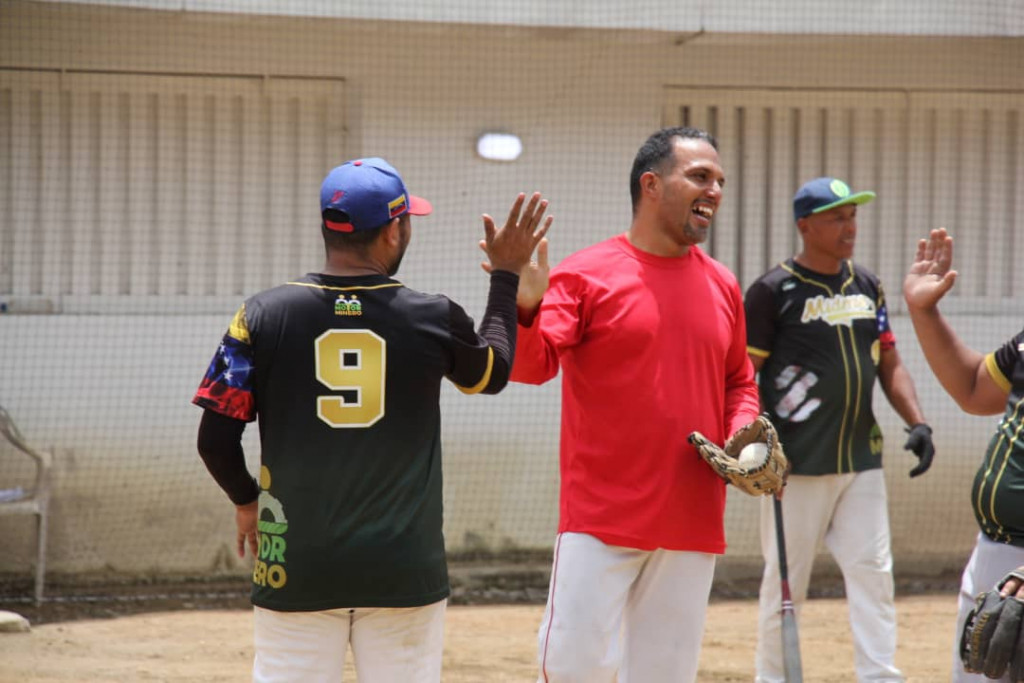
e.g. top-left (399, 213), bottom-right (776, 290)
top-left (536, 531), bottom-right (716, 683)
top-left (252, 600), bottom-right (446, 683)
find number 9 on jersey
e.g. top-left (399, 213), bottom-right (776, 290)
top-left (315, 329), bottom-right (386, 428)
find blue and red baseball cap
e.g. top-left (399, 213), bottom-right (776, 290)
top-left (793, 177), bottom-right (876, 222)
top-left (320, 157), bottom-right (432, 232)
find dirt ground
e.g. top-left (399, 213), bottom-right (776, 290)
top-left (0, 593), bottom-right (958, 682)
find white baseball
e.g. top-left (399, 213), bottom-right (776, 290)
top-left (738, 442), bottom-right (768, 466)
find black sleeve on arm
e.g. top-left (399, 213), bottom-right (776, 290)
top-left (744, 279), bottom-right (777, 352)
top-left (476, 269), bottom-right (521, 393)
top-left (196, 409), bottom-right (259, 506)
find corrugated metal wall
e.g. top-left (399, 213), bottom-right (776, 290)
top-left (664, 88), bottom-right (1024, 312)
top-left (0, 70), bottom-right (345, 312)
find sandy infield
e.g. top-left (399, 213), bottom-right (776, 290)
top-left (0, 594), bottom-right (957, 682)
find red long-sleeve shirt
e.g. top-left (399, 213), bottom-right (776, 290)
top-left (512, 234), bottom-right (759, 552)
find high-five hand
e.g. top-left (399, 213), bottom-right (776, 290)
top-left (481, 229), bottom-right (550, 314)
top-left (903, 227), bottom-right (958, 310)
top-left (513, 236), bottom-right (550, 314)
top-left (479, 192), bottom-right (553, 275)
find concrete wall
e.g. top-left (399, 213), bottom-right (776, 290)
top-left (29, 0), bottom-right (1024, 36)
top-left (0, 1), bottom-right (1021, 577)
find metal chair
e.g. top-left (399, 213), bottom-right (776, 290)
top-left (0, 406), bottom-right (52, 604)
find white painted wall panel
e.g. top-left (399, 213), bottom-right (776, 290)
top-left (0, 71), bottom-right (345, 307)
top-left (663, 88), bottom-right (1024, 311)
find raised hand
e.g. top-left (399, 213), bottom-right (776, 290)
top-left (903, 227), bottom-right (958, 311)
top-left (479, 192), bottom-right (552, 275)
top-left (514, 236), bottom-right (550, 313)
top-left (482, 232), bottom-right (550, 314)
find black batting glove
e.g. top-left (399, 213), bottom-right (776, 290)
top-left (904, 423), bottom-right (934, 478)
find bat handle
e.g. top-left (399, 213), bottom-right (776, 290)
top-left (773, 495), bottom-right (804, 683)
top-left (773, 496), bottom-right (790, 584)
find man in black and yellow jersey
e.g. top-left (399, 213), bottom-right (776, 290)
top-left (904, 227), bottom-right (1024, 683)
top-left (745, 177), bottom-right (934, 683)
top-left (192, 157), bottom-right (552, 682)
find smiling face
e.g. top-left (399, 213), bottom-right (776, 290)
top-left (797, 203), bottom-right (858, 271)
top-left (650, 138), bottom-right (725, 248)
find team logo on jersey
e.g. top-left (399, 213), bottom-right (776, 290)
top-left (869, 423), bottom-right (883, 456)
top-left (800, 294), bottom-right (875, 327)
top-left (253, 466), bottom-right (289, 591)
top-left (334, 294), bottom-right (363, 316)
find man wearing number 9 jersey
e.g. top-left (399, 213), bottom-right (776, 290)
top-left (192, 157), bottom-right (552, 683)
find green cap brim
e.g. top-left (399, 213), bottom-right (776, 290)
top-left (811, 191), bottom-right (876, 214)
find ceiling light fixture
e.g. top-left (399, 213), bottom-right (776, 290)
top-left (476, 132), bottom-right (522, 162)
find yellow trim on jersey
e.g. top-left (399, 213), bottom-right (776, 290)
top-left (747, 346), bottom-right (771, 359)
top-left (836, 318), bottom-right (855, 471)
top-left (841, 263), bottom-right (856, 290)
top-left (982, 397), bottom-right (1024, 535)
top-left (286, 281), bottom-right (404, 293)
top-left (228, 304), bottom-right (250, 344)
top-left (840, 272), bottom-right (864, 472)
top-left (974, 411), bottom-right (1008, 527)
top-left (985, 352), bottom-right (1013, 394)
top-left (781, 260), bottom-right (860, 472)
top-left (454, 347), bottom-right (495, 395)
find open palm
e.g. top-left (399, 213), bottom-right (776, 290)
top-left (480, 192), bottom-right (553, 275)
top-left (479, 193), bottom-right (553, 312)
top-left (903, 228), bottom-right (958, 310)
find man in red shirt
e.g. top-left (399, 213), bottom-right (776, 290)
top-left (509, 127), bottom-right (760, 682)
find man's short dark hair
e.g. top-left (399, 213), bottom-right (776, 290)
top-left (629, 127), bottom-right (718, 212)
top-left (321, 209), bottom-right (387, 252)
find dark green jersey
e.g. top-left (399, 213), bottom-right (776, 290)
top-left (194, 272), bottom-right (517, 611)
top-left (973, 329), bottom-right (1024, 548)
top-left (745, 259), bottom-right (895, 475)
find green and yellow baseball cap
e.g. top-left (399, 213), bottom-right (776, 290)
top-left (793, 177), bottom-right (876, 221)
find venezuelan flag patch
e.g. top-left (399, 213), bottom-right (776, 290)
top-left (388, 194), bottom-right (408, 218)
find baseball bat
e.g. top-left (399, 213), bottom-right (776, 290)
top-left (773, 495), bottom-right (803, 682)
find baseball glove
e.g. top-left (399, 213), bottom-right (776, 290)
top-left (688, 415), bottom-right (787, 496)
top-left (960, 570), bottom-right (1024, 679)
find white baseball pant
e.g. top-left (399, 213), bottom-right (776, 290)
top-left (755, 469), bottom-right (903, 682)
top-left (536, 531), bottom-right (716, 683)
top-left (252, 599), bottom-right (446, 683)
top-left (952, 532), bottom-right (1024, 683)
